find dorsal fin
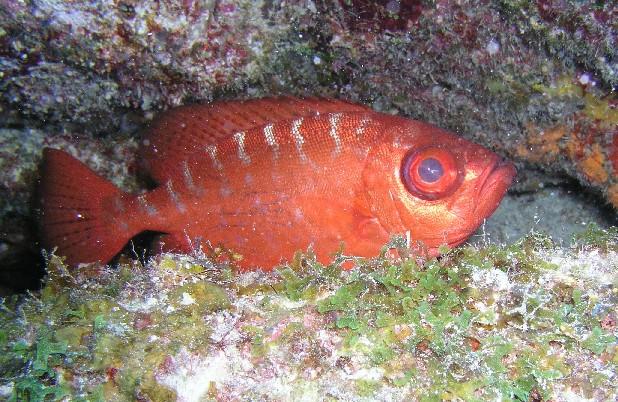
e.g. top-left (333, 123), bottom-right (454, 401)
top-left (138, 97), bottom-right (371, 183)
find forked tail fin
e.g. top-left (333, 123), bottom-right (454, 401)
top-left (38, 148), bottom-right (137, 266)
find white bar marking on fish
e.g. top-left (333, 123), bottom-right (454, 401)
top-left (182, 161), bottom-right (195, 189)
top-left (329, 113), bottom-right (342, 155)
top-left (233, 131), bottom-right (251, 165)
top-left (355, 116), bottom-right (370, 139)
top-left (291, 118), bottom-right (308, 163)
top-left (167, 181), bottom-right (186, 213)
top-left (205, 145), bottom-right (223, 171)
top-left (182, 161), bottom-right (205, 197)
top-left (113, 196), bottom-right (125, 213)
top-left (263, 124), bottom-right (280, 159)
top-left (137, 195), bottom-right (157, 216)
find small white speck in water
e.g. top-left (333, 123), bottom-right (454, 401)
top-left (579, 73), bottom-right (593, 85)
top-left (180, 292), bottom-right (195, 305)
top-left (486, 39), bottom-right (500, 55)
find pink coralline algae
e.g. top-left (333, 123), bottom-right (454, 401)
top-left (335, 0), bottom-right (425, 32)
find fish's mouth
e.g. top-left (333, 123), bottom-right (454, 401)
top-left (423, 158), bottom-right (516, 256)
top-left (420, 158), bottom-right (515, 256)
top-left (475, 158), bottom-right (516, 215)
top-left (423, 232), bottom-right (474, 257)
top-left (389, 155), bottom-right (516, 258)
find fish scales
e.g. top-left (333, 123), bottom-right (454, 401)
top-left (38, 97), bottom-right (515, 269)
top-left (140, 97), bottom-right (370, 183)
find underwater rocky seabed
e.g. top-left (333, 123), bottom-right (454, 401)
top-left (0, 0), bottom-right (617, 400)
top-left (0, 226), bottom-right (616, 401)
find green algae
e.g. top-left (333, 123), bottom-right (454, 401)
top-left (572, 223), bottom-right (618, 252)
top-left (0, 256), bottom-right (236, 400)
top-left (7, 332), bottom-right (70, 402)
top-left (0, 228), bottom-right (616, 400)
top-left (532, 77), bottom-right (618, 126)
top-left (169, 281), bottom-right (231, 315)
top-left (276, 267), bottom-right (316, 302)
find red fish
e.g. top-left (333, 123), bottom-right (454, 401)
top-left (38, 97), bottom-right (515, 269)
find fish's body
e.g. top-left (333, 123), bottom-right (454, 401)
top-left (39, 97), bottom-right (515, 269)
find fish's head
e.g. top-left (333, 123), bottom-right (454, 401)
top-left (362, 118), bottom-right (516, 255)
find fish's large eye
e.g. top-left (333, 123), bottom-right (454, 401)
top-left (401, 146), bottom-right (463, 200)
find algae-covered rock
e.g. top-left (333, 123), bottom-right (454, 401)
top-left (1, 227), bottom-right (616, 401)
top-left (169, 281), bottom-right (231, 315)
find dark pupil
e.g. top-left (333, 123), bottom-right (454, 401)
top-left (417, 157), bottom-right (444, 183)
